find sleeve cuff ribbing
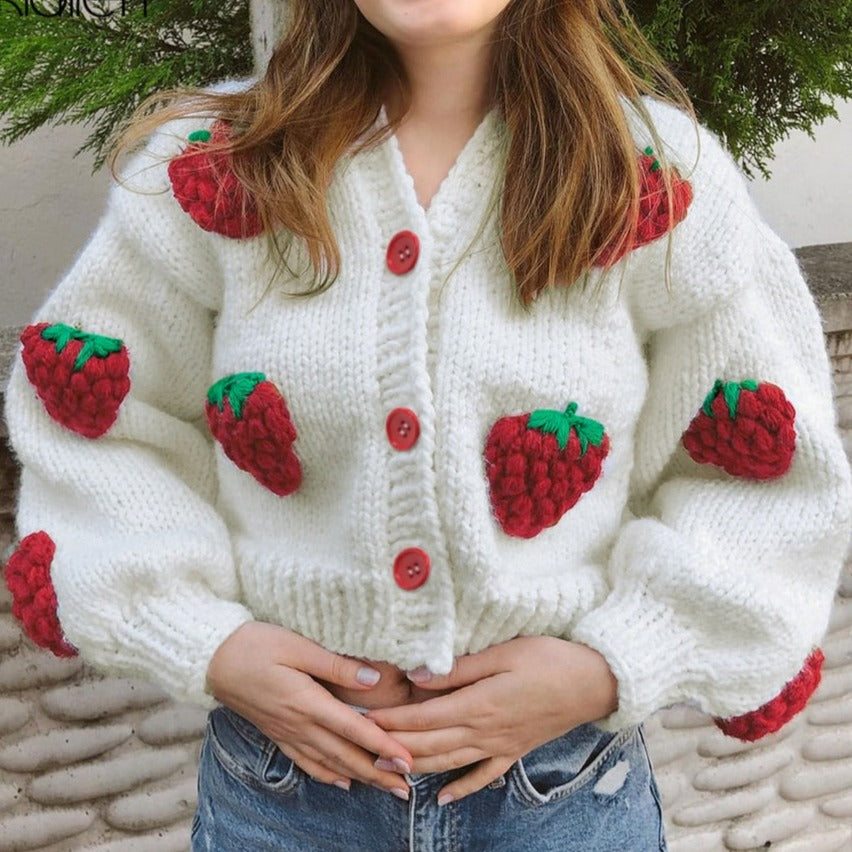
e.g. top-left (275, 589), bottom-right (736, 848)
top-left (571, 584), bottom-right (690, 731)
top-left (67, 584), bottom-right (256, 710)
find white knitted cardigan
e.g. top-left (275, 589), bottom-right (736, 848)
top-left (5, 75), bottom-right (851, 733)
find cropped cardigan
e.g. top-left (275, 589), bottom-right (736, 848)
top-left (4, 75), bottom-right (851, 737)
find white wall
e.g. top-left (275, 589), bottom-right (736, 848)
top-left (0, 119), bottom-right (112, 328)
top-left (1, 101), bottom-right (850, 327)
top-left (747, 99), bottom-right (852, 247)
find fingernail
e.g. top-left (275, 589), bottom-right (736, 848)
top-left (334, 779), bottom-right (351, 791)
top-left (391, 787), bottom-right (410, 801)
top-left (357, 666), bottom-right (381, 685)
top-left (406, 666), bottom-right (432, 683)
top-left (437, 793), bottom-right (455, 806)
top-left (375, 757), bottom-right (412, 773)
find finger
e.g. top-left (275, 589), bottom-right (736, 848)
top-left (405, 645), bottom-right (510, 690)
top-left (408, 747), bottom-right (488, 774)
top-left (366, 689), bottom-right (480, 731)
top-left (312, 696), bottom-right (414, 769)
top-left (278, 631), bottom-right (383, 692)
top-left (296, 728), bottom-right (412, 792)
top-left (383, 726), bottom-right (476, 757)
top-left (435, 756), bottom-right (516, 805)
top-left (275, 741), bottom-right (351, 791)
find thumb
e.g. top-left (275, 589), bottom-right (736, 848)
top-left (277, 628), bottom-right (382, 690)
top-left (406, 647), bottom-right (505, 690)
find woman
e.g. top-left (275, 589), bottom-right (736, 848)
top-left (5, 1), bottom-right (850, 849)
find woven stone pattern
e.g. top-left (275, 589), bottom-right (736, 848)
top-left (0, 300), bottom-right (850, 850)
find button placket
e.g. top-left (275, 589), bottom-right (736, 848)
top-left (370, 148), bottom-right (456, 669)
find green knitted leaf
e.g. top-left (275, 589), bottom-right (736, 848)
top-left (701, 379), bottom-right (726, 418)
top-left (565, 402), bottom-right (606, 455)
top-left (644, 145), bottom-right (661, 172)
top-left (528, 402), bottom-right (606, 455)
top-left (188, 129), bottom-right (212, 143)
top-left (528, 409), bottom-right (573, 450)
top-left (41, 323), bottom-right (79, 354)
top-left (702, 379), bottom-right (759, 419)
top-left (73, 337), bottom-right (123, 371)
top-left (725, 380), bottom-right (760, 417)
top-left (722, 382), bottom-right (742, 420)
top-left (41, 323), bottom-right (123, 371)
top-left (207, 372), bottom-right (266, 420)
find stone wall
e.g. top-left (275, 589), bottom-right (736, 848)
top-left (0, 244), bottom-right (850, 850)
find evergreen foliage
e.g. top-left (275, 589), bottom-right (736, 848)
top-left (626, 0), bottom-right (852, 176)
top-left (0, 1), bottom-right (850, 176)
top-left (0, 1), bottom-right (252, 170)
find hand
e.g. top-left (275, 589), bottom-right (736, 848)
top-left (364, 637), bottom-right (618, 805)
top-left (205, 621), bottom-right (414, 798)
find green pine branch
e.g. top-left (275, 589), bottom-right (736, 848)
top-left (1, 1), bottom-right (851, 177)
top-left (626, 0), bottom-right (852, 177)
top-left (0, 0), bottom-right (252, 171)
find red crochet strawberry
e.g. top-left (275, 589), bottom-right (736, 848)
top-left (714, 649), bottom-right (824, 741)
top-left (206, 372), bottom-right (302, 496)
top-left (3, 532), bottom-right (78, 658)
top-left (596, 146), bottom-right (693, 266)
top-left (484, 402), bottom-right (610, 538)
top-left (167, 120), bottom-right (263, 239)
top-left (20, 322), bottom-right (131, 439)
top-left (682, 379), bottom-right (796, 479)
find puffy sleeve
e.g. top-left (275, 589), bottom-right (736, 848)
top-left (3, 100), bottom-right (257, 709)
top-left (572, 104), bottom-right (852, 733)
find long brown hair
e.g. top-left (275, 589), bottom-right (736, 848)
top-left (106, 0), bottom-right (695, 307)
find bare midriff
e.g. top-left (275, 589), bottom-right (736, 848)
top-left (320, 659), bottom-right (456, 709)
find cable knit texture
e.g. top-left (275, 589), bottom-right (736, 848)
top-left (4, 75), bottom-right (851, 726)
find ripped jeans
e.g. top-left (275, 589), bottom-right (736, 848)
top-left (191, 703), bottom-right (668, 851)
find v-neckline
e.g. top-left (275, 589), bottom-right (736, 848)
top-left (379, 105), bottom-right (502, 223)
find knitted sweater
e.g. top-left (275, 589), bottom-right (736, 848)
top-left (5, 75), bottom-right (851, 735)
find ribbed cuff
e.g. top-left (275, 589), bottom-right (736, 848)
top-left (103, 585), bottom-right (255, 710)
top-left (571, 587), bottom-right (691, 731)
top-left (571, 519), bottom-right (694, 731)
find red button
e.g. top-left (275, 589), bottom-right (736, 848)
top-left (393, 548), bottom-right (430, 591)
top-left (386, 408), bottom-right (420, 451)
top-left (386, 231), bottom-right (420, 275)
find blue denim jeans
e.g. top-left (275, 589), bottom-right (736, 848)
top-left (191, 703), bottom-right (667, 851)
